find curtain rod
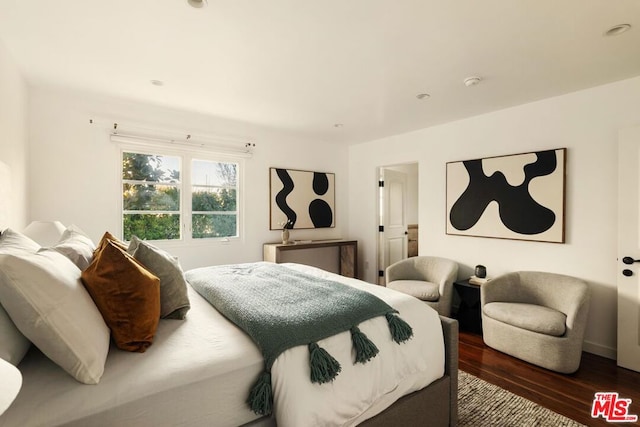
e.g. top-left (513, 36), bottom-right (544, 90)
top-left (90, 119), bottom-right (256, 157)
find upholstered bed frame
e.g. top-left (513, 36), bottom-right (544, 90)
top-left (360, 316), bottom-right (458, 427)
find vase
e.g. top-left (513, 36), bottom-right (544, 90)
top-left (475, 265), bottom-right (487, 278)
top-left (281, 229), bottom-right (290, 244)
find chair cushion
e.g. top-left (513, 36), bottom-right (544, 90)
top-left (387, 280), bottom-right (439, 301)
top-left (483, 302), bottom-right (567, 337)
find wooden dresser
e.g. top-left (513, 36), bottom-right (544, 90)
top-left (263, 239), bottom-right (358, 278)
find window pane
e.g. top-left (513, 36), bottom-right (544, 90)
top-left (122, 152), bottom-right (180, 183)
top-left (123, 214), bottom-right (181, 241)
top-left (192, 214), bottom-right (237, 238)
top-left (123, 183), bottom-right (180, 211)
top-left (122, 151), bottom-right (181, 242)
top-left (192, 160), bottom-right (236, 186)
top-left (192, 188), bottom-right (236, 212)
top-left (191, 159), bottom-right (238, 239)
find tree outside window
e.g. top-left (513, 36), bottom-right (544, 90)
top-left (122, 151), bottom-right (239, 241)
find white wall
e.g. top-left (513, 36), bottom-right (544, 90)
top-left (0, 39), bottom-right (29, 230)
top-left (349, 76), bottom-right (640, 358)
top-left (28, 86), bottom-right (348, 270)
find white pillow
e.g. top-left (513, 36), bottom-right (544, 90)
top-left (0, 228), bottom-right (40, 254)
top-left (21, 221), bottom-right (66, 247)
top-left (0, 228), bottom-right (37, 365)
top-left (0, 250), bottom-right (110, 384)
top-left (0, 304), bottom-right (30, 366)
top-left (48, 225), bottom-right (96, 270)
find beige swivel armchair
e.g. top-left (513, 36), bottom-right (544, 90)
top-left (386, 256), bottom-right (458, 317)
top-left (481, 271), bottom-right (591, 374)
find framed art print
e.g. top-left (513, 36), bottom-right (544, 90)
top-left (446, 148), bottom-right (566, 243)
top-left (270, 168), bottom-right (335, 230)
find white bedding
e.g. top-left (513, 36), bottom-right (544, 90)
top-left (273, 264), bottom-right (444, 427)
top-left (0, 263), bottom-right (444, 427)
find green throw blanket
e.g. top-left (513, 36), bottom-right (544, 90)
top-left (185, 262), bottom-right (413, 416)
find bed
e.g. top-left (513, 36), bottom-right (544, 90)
top-left (0, 228), bottom-right (458, 427)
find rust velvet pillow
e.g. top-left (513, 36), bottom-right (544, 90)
top-left (95, 231), bottom-right (128, 252)
top-left (81, 238), bottom-right (160, 352)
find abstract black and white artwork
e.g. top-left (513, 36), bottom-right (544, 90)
top-left (270, 168), bottom-right (335, 230)
top-left (446, 148), bottom-right (566, 243)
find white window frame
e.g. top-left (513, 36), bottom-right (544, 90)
top-left (119, 145), bottom-right (244, 245)
top-left (189, 155), bottom-right (241, 240)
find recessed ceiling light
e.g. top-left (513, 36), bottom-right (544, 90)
top-left (604, 24), bottom-right (631, 36)
top-left (150, 80), bottom-right (164, 86)
top-left (416, 93), bottom-right (430, 100)
top-left (187, 0), bottom-right (207, 8)
top-left (463, 76), bottom-right (482, 87)
top-left (334, 123), bottom-right (344, 128)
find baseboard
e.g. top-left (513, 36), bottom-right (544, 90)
top-left (583, 340), bottom-right (616, 360)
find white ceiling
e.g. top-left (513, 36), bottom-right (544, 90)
top-left (0, 0), bottom-right (638, 144)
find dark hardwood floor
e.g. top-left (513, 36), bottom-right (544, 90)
top-left (459, 331), bottom-right (640, 426)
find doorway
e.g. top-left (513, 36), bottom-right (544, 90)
top-left (376, 163), bottom-right (419, 285)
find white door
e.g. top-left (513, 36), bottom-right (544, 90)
top-left (617, 125), bottom-right (640, 373)
top-left (379, 168), bottom-right (408, 284)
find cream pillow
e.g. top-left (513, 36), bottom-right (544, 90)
top-left (0, 304), bottom-right (30, 365)
top-left (48, 225), bottom-right (96, 270)
top-left (0, 228), bottom-right (37, 365)
top-left (0, 250), bottom-right (110, 384)
top-left (0, 228), bottom-right (40, 254)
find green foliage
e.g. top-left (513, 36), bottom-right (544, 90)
top-left (123, 184), bottom-right (179, 211)
top-left (192, 188), bottom-right (237, 237)
top-left (192, 214), bottom-right (237, 238)
top-left (192, 189), bottom-right (236, 212)
top-left (123, 214), bottom-right (181, 241)
top-left (122, 152), bottom-right (179, 182)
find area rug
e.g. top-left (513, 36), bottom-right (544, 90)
top-left (458, 371), bottom-right (586, 426)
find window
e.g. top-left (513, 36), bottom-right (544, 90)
top-left (122, 150), bottom-right (240, 241)
top-left (191, 159), bottom-right (238, 239)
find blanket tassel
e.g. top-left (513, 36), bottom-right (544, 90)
top-left (386, 312), bottom-right (414, 344)
top-left (247, 371), bottom-right (273, 416)
top-left (350, 326), bottom-right (379, 364)
top-left (308, 342), bottom-right (341, 384)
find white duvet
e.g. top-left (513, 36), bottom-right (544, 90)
top-left (272, 264), bottom-right (444, 427)
top-left (0, 263), bottom-right (444, 427)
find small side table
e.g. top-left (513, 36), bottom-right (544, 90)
top-left (453, 279), bottom-right (483, 334)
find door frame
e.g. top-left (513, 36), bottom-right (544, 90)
top-left (376, 162), bottom-right (419, 285)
